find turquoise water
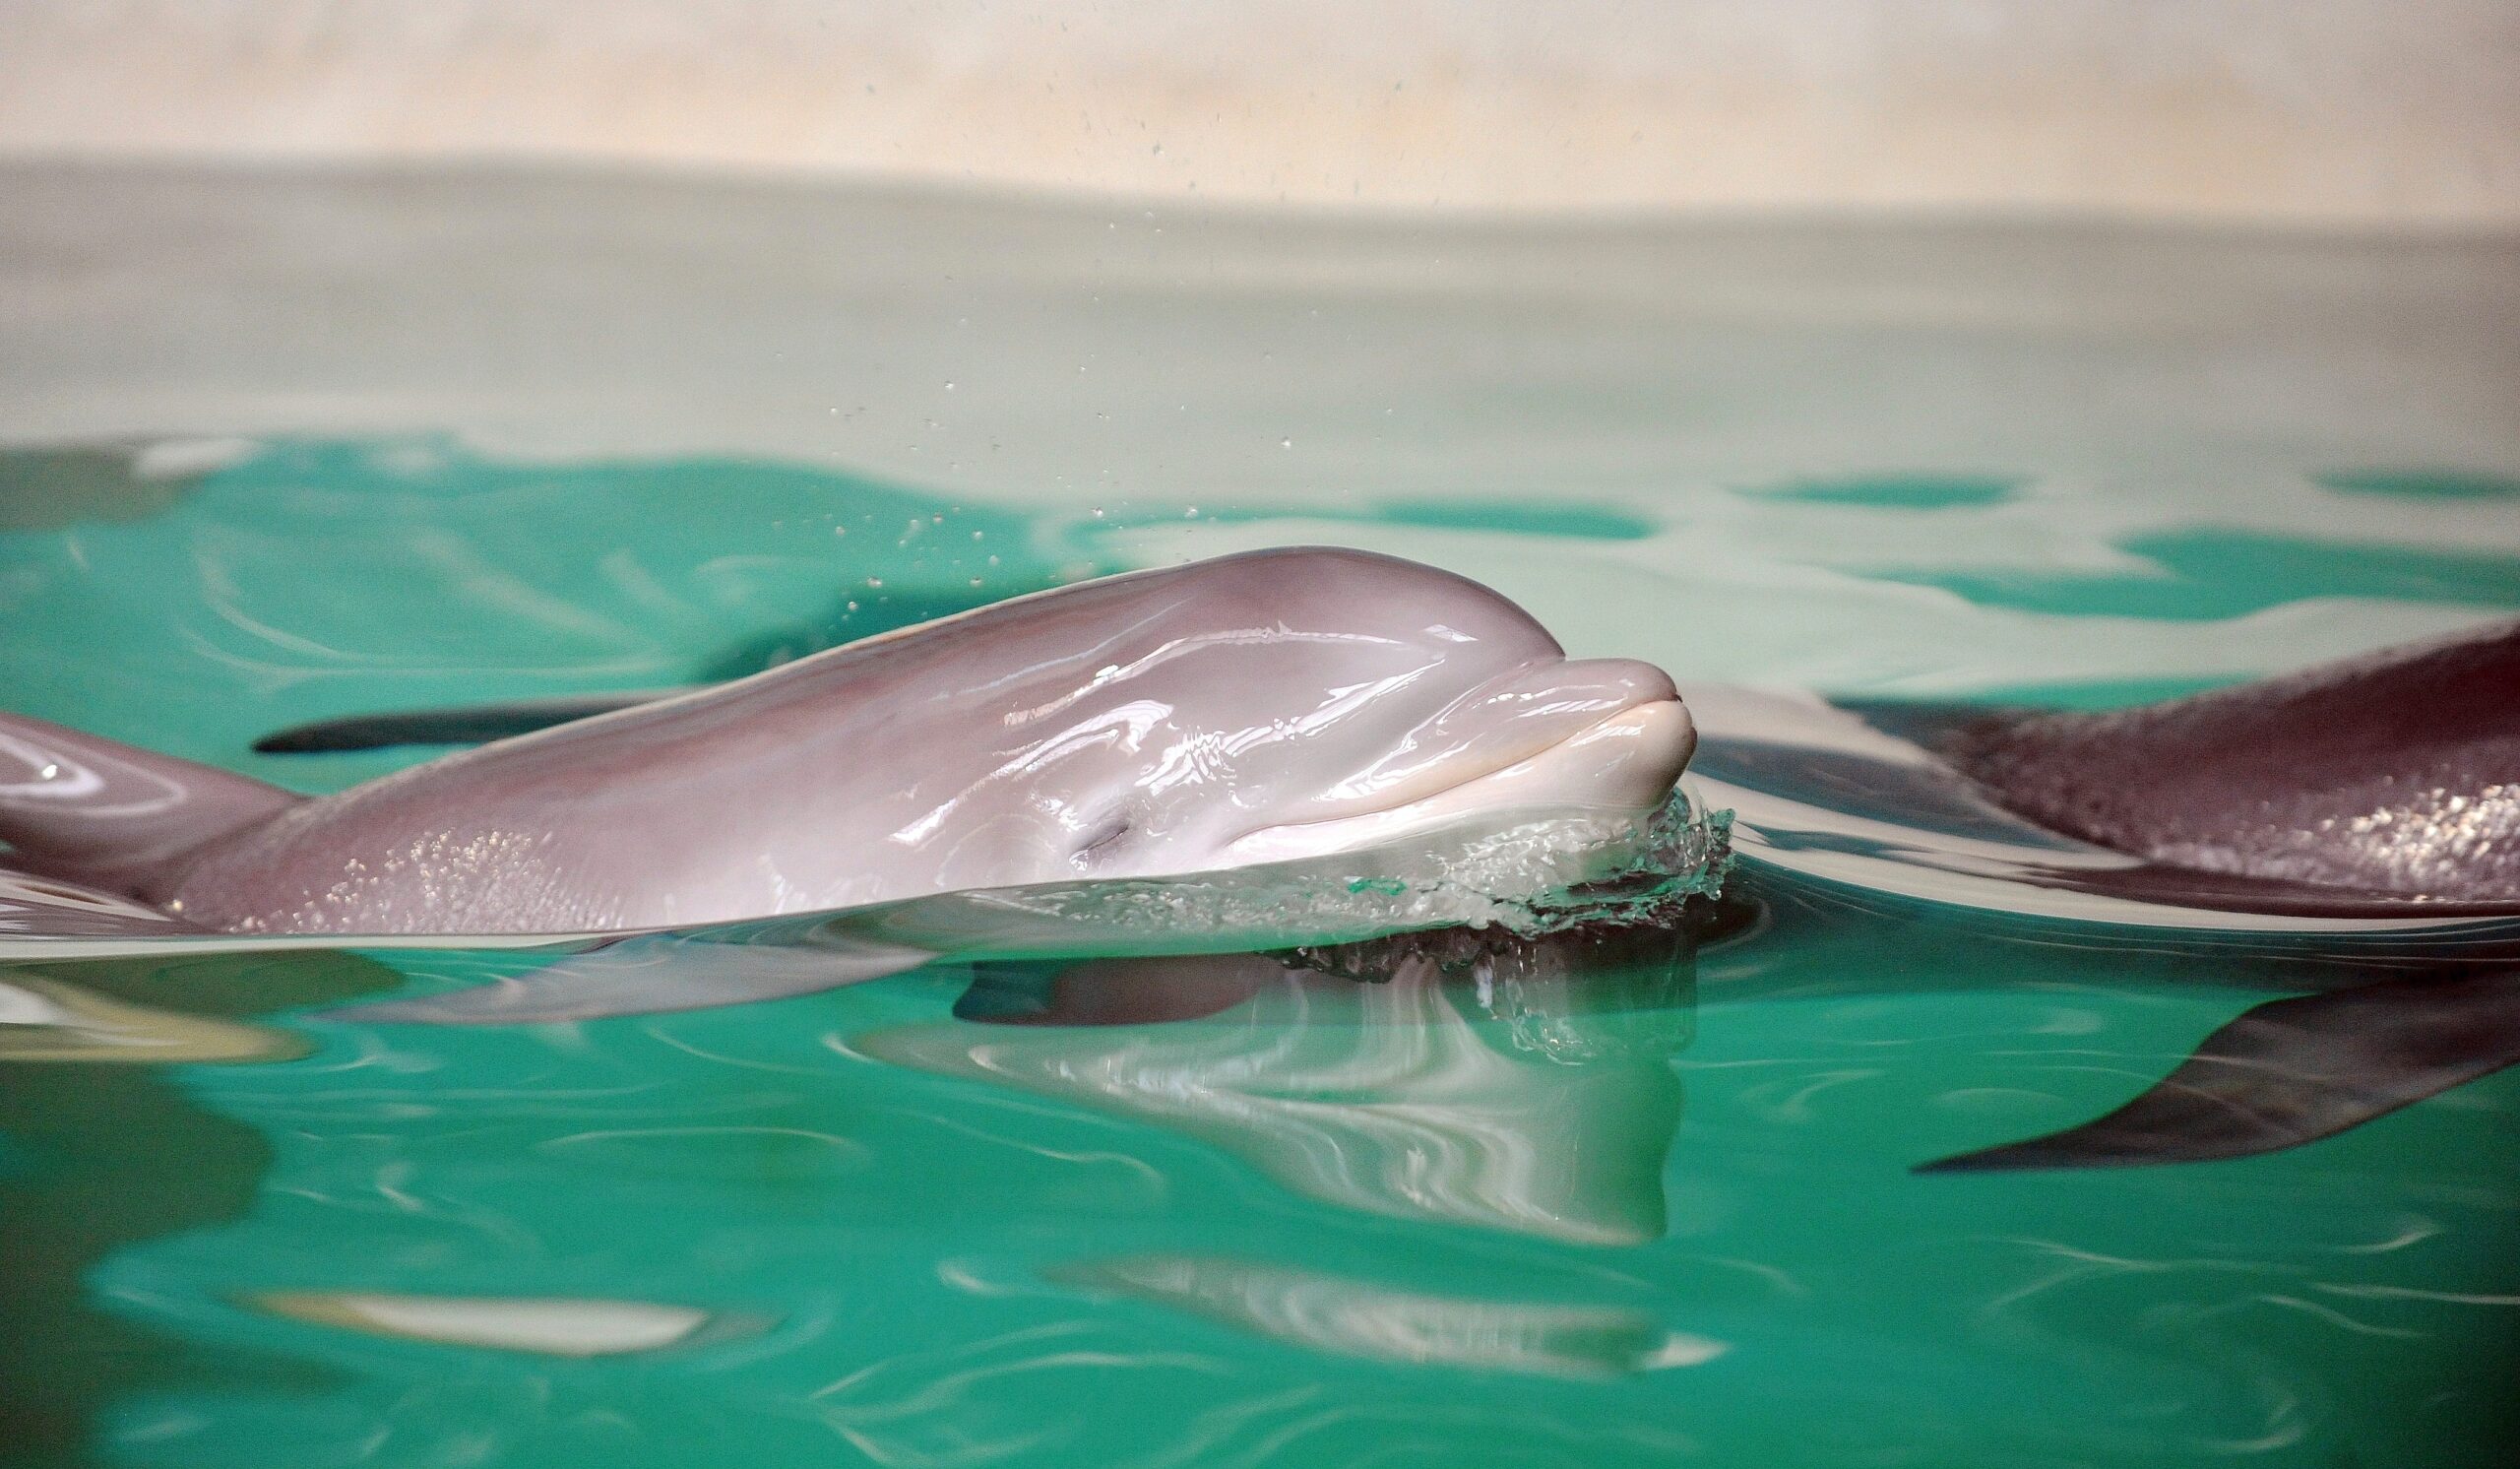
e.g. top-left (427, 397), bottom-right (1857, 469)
top-left (2, 438), bottom-right (2516, 1468)
top-left (4, 169), bottom-right (2520, 1467)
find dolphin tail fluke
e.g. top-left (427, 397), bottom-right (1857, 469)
top-left (0, 713), bottom-right (298, 893)
top-left (252, 693), bottom-right (672, 753)
top-left (1918, 970), bottom-right (2520, 1172)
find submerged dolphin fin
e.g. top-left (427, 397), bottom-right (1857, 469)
top-left (327, 933), bottom-right (936, 1025)
top-left (252, 692), bottom-right (670, 753)
top-left (1919, 969), bottom-right (2520, 1172)
top-left (0, 713), bottom-right (298, 894)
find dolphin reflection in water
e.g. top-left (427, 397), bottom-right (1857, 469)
top-left (1053, 1253), bottom-right (1728, 1378)
top-left (246, 1291), bottom-right (766, 1358)
top-left (855, 926), bottom-right (1697, 1245)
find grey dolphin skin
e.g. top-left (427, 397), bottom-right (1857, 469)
top-left (0, 548), bottom-right (1693, 936)
top-left (1893, 616), bottom-right (2520, 906)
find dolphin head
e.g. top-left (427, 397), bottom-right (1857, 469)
top-left (839, 547), bottom-right (1694, 893)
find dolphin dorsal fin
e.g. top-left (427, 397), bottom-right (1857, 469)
top-left (0, 713), bottom-right (299, 896)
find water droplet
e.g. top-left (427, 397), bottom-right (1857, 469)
top-left (944, 381), bottom-right (957, 391)
top-left (1280, 438), bottom-right (1292, 449)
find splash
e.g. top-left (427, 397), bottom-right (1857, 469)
top-left (1493, 792), bottom-right (1736, 934)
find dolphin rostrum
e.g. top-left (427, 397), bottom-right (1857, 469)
top-left (0, 548), bottom-right (1694, 937)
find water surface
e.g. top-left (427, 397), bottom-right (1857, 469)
top-left (2, 165), bottom-right (2518, 1467)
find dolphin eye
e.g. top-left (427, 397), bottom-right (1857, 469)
top-left (1072, 809), bottom-right (1135, 866)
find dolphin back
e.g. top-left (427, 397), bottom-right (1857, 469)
top-left (0, 713), bottom-right (299, 896)
top-left (1933, 620), bottom-right (2520, 904)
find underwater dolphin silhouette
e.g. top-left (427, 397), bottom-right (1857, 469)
top-left (1910, 966), bottom-right (2520, 1172)
top-left (0, 548), bottom-right (1693, 936)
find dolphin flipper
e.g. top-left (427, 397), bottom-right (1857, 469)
top-left (1920, 969), bottom-right (2520, 1171)
top-left (252, 693), bottom-right (671, 753)
top-left (328, 933), bottom-right (936, 1025)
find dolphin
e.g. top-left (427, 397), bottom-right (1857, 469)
top-left (1679, 617), bottom-right (2519, 1172)
top-left (1860, 615), bottom-right (2520, 909)
top-left (1683, 617), bottom-right (2520, 929)
top-left (0, 547), bottom-right (1693, 937)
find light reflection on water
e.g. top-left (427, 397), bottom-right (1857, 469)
top-left (3, 167), bottom-right (2519, 1466)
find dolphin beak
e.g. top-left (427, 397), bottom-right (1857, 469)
top-left (1222, 695), bottom-right (1695, 865)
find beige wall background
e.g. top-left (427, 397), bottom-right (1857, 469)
top-left (1, 0), bottom-right (2514, 224)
